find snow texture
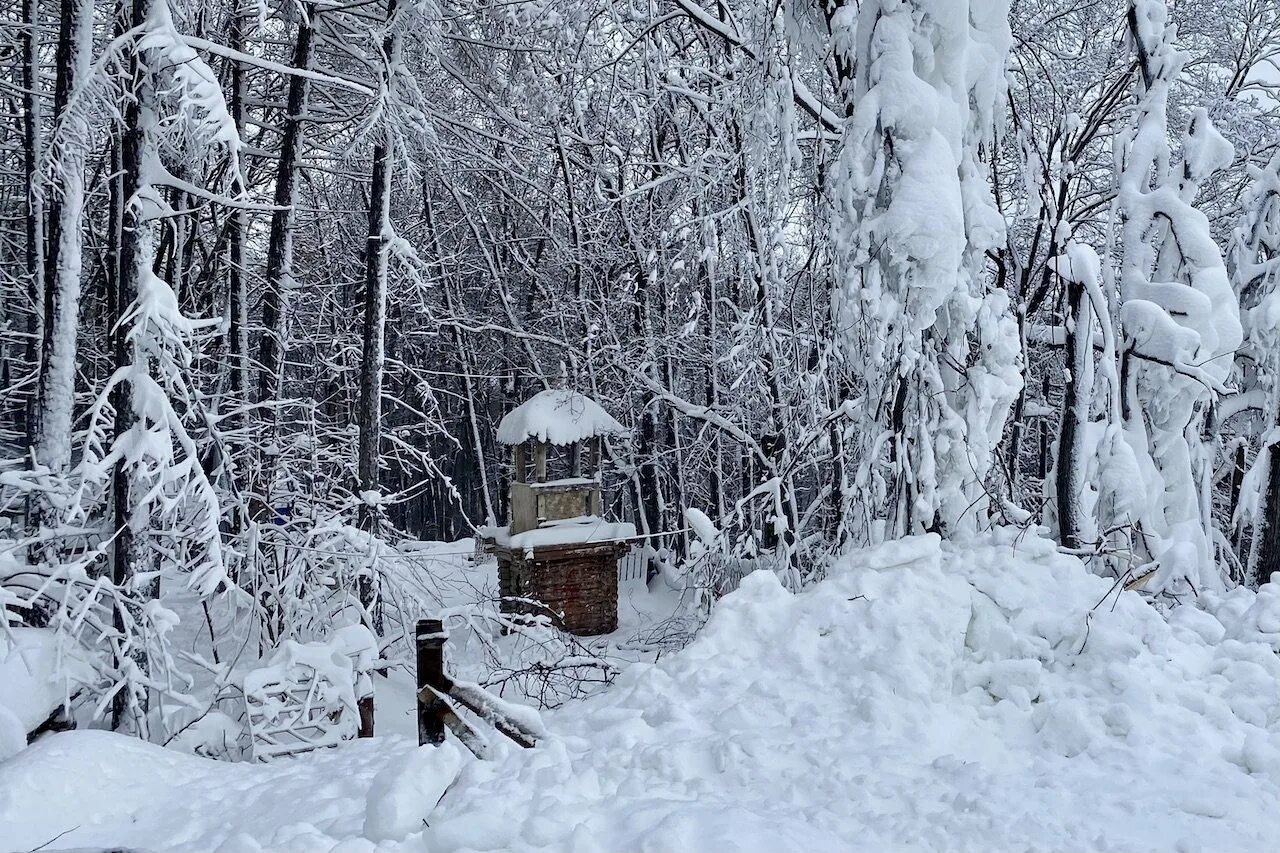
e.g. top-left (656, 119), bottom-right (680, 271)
top-left (0, 628), bottom-right (90, 759)
top-left (496, 390), bottom-right (626, 446)
top-left (4, 532), bottom-right (1280, 852)
top-left (0, 629), bottom-right (65, 736)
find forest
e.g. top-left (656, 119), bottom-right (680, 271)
top-left (1, 0), bottom-right (1280, 844)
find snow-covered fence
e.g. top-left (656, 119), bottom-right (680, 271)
top-left (415, 618), bottom-right (543, 758)
top-left (686, 552), bottom-right (768, 599)
top-left (244, 627), bottom-right (378, 762)
top-left (623, 539), bottom-right (774, 603)
top-left (619, 545), bottom-right (647, 582)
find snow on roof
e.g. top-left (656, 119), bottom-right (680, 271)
top-left (496, 389), bottom-right (625, 446)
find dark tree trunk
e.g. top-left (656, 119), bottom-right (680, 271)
top-left (226, 7), bottom-right (248, 431)
top-left (20, 0), bottom-right (44, 450)
top-left (252, 2), bottom-right (315, 525)
top-left (1055, 280), bottom-right (1089, 551)
top-left (356, 0), bottom-right (400, 620)
top-left (110, 0), bottom-right (152, 730)
top-left (1253, 406), bottom-right (1280, 587)
top-left (258, 3), bottom-right (316, 410)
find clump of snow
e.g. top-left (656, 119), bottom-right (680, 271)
top-left (0, 707), bottom-right (23, 762)
top-left (495, 389), bottom-right (625, 446)
top-left (0, 628), bottom-right (90, 758)
top-left (363, 742), bottom-right (463, 842)
top-left (0, 629), bottom-right (63, 735)
top-left (684, 507), bottom-right (722, 549)
top-left (168, 711), bottom-right (243, 760)
top-left (330, 624), bottom-right (380, 701)
top-left (0, 730), bottom-right (407, 851)
top-left (1226, 575), bottom-right (1280, 650)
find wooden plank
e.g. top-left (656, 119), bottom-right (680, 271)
top-left (413, 680), bottom-right (538, 750)
top-left (532, 441), bottom-right (547, 482)
top-left (419, 683), bottom-right (492, 759)
top-left (447, 681), bottom-right (539, 749)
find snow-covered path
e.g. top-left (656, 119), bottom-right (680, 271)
top-left (4, 532), bottom-right (1280, 852)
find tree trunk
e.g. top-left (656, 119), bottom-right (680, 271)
top-left (226, 6), bottom-right (248, 433)
top-left (33, 0), bottom-right (91, 482)
top-left (110, 0), bottom-right (152, 731)
top-left (258, 3), bottom-right (316, 415)
top-left (1055, 280), bottom-right (1091, 551)
top-left (20, 0), bottom-right (44, 451)
top-left (356, 0), bottom-right (400, 620)
top-left (1252, 396), bottom-right (1280, 587)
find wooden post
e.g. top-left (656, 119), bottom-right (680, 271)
top-left (416, 618), bottom-right (447, 745)
top-left (591, 436), bottom-right (603, 515)
top-left (532, 441), bottom-right (547, 482)
top-left (513, 444), bottom-right (526, 483)
top-left (358, 696), bottom-right (374, 738)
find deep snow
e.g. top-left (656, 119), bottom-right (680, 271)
top-left (3, 530), bottom-right (1279, 852)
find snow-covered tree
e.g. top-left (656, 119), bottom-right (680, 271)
top-left (1229, 152), bottom-right (1280, 585)
top-left (1105, 0), bottom-right (1242, 595)
top-left (827, 0), bottom-right (1021, 544)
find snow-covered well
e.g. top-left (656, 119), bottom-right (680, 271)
top-left (487, 390), bottom-right (634, 635)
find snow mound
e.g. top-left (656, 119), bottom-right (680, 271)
top-left (4, 532), bottom-right (1280, 852)
top-left (427, 531), bottom-right (1280, 852)
top-left (496, 389), bottom-right (625, 446)
top-left (0, 628), bottom-right (91, 759)
top-left (364, 741), bottom-right (463, 841)
top-left (0, 730), bottom-right (416, 852)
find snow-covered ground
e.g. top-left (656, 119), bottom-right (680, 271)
top-left (3, 531), bottom-right (1280, 852)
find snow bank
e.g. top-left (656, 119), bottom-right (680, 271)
top-left (0, 730), bottom-right (415, 852)
top-left (427, 531), bottom-right (1280, 852)
top-left (4, 532), bottom-right (1280, 852)
top-left (496, 389), bottom-right (625, 446)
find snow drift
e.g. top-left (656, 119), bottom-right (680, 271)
top-left (3, 531), bottom-right (1279, 852)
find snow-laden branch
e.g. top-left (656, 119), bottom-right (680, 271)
top-left (669, 0), bottom-right (842, 133)
top-left (182, 36), bottom-right (376, 97)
